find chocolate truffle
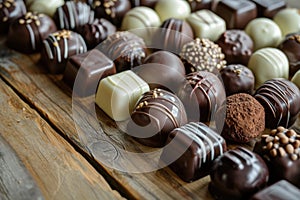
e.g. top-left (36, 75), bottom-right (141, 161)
top-left (279, 33), bottom-right (300, 76)
top-left (160, 122), bottom-right (227, 182)
top-left (0, 0), bottom-right (26, 33)
top-left (185, 0), bottom-right (212, 12)
top-left (209, 147), bottom-right (269, 200)
top-left (54, 1), bottom-right (94, 30)
top-left (130, 0), bottom-right (158, 8)
top-left (25, 0), bottom-right (64, 17)
top-left (292, 70), bottom-right (300, 89)
top-left (92, 0), bottom-right (131, 27)
top-left (7, 12), bottom-right (57, 54)
top-left (274, 8), bottom-right (300, 37)
top-left (155, 0), bottom-right (191, 22)
top-left (180, 38), bottom-right (226, 74)
top-left (77, 18), bottom-right (116, 49)
top-left (216, 30), bottom-right (253, 65)
top-left (215, 0), bottom-right (257, 29)
top-left (248, 48), bottom-right (289, 88)
top-left (220, 64), bottom-right (254, 96)
top-left (98, 31), bottom-right (146, 72)
top-left (41, 30), bottom-right (87, 74)
top-left (245, 18), bottom-right (282, 51)
top-left (249, 0), bottom-right (286, 18)
top-left (253, 127), bottom-right (300, 187)
top-left (153, 18), bottom-right (194, 54)
top-left (251, 180), bottom-right (300, 200)
top-left (186, 9), bottom-right (226, 42)
top-left (63, 49), bottom-right (116, 97)
top-left (177, 71), bottom-right (226, 125)
top-left (255, 79), bottom-right (300, 129)
top-left (127, 88), bottom-right (187, 147)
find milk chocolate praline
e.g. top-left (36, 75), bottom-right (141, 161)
top-left (186, 0), bottom-right (212, 12)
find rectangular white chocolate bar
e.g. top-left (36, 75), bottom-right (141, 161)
top-left (95, 70), bottom-right (150, 121)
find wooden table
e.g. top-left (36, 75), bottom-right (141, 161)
top-left (0, 36), bottom-right (299, 200)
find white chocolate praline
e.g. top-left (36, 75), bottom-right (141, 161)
top-left (273, 8), bottom-right (300, 37)
top-left (292, 70), bottom-right (300, 89)
top-left (155, 0), bottom-right (191, 22)
top-left (95, 70), bottom-right (150, 121)
top-left (245, 18), bottom-right (282, 51)
top-left (248, 48), bottom-right (289, 88)
top-left (186, 9), bottom-right (226, 42)
top-left (26, 0), bottom-right (64, 17)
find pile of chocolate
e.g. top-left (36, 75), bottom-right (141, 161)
top-left (1, 0), bottom-right (300, 199)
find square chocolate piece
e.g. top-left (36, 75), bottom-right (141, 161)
top-left (215, 0), bottom-right (257, 29)
top-left (63, 49), bottom-right (116, 97)
top-left (250, 0), bottom-right (286, 18)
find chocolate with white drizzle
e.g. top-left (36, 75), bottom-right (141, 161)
top-left (127, 88), bottom-right (187, 147)
top-left (41, 30), bottom-right (87, 74)
top-left (254, 126), bottom-right (300, 187)
top-left (160, 122), bottom-right (226, 182)
top-left (7, 11), bottom-right (57, 54)
top-left (255, 78), bottom-right (300, 129)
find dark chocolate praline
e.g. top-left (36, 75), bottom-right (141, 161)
top-left (254, 78), bottom-right (300, 129)
top-left (130, 0), bottom-right (158, 8)
top-left (185, 0), bottom-right (212, 12)
top-left (209, 147), bottom-right (269, 200)
top-left (216, 30), bottom-right (253, 66)
top-left (250, 0), bottom-right (286, 18)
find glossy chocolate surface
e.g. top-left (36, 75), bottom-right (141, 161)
top-left (63, 49), bottom-right (116, 97)
top-left (216, 30), bottom-right (253, 65)
top-left (127, 88), bottom-right (187, 147)
top-left (160, 122), bottom-right (226, 182)
top-left (186, 0), bottom-right (212, 12)
top-left (130, 0), bottom-right (158, 8)
top-left (250, 0), bottom-right (286, 18)
top-left (255, 79), bottom-right (300, 129)
top-left (209, 147), bottom-right (269, 200)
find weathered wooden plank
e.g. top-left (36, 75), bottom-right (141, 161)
top-left (0, 77), bottom-right (123, 199)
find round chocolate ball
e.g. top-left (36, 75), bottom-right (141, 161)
top-left (25, 0), bottom-right (64, 17)
top-left (7, 12), bottom-right (57, 54)
top-left (209, 147), bottom-right (269, 200)
top-left (185, 0), bottom-right (212, 12)
top-left (292, 69), bottom-right (300, 89)
top-left (216, 30), bottom-right (253, 66)
top-left (155, 0), bottom-right (190, 22)
top-left (273, 8), bottom-right (300, 37)
top-left (130, 0), bottom-right (159, 8)
top-left (127, 88), bottom-right (188, 147)
top-left (255, 78), bottom-right (300, 129)
top-left (220, 64), bottom-right (254, 96)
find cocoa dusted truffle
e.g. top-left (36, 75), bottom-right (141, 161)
top-left (127, 88), bottom-right (188, 147)
top-left (220, 64), bottom-right (254, 96)
top-left (7, 12), bottom-right (57, 54)
top-left (209, 147), bottom-right (269, 200)
top-left (222, 93), bottom-right (265, 143)
top-left (180, 38), bottom-right (226, 74)
top-left (254, 79), bottom-right (300, 129)
top-left (41, 30), bottom-right (87, 74)
top-left (98, 31), bottom-right (146, 72)
top-left (216, 30), bottom-right (253, 66)
top-left (77, 18), bottom-right (116, 49)
top-left (0, 0), bottom-right (26, 33)
top-left (254, 127), bottom-right (300, 188)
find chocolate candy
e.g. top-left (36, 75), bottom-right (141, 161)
top-left (130, 0), bottom-right (158, 8)
top-left (245, 18), bottom-right (282, 51)
top-left (185, 0), bottom-right (212, 12)
top-left (98, 31), bottom-right (146, 72)
top-left (253, 127), bottom-right (300, 187)
top-left (209, 147), bottom-right (269, 200)
top-left (177, 71), bottom-right (226, 125)
top-left (160, 122), bottom-right (226, 182)
top-left (222, 93), bottom-right (265, 143)
top-left (155, 0), bottom-right (191, 22)
top-left (77, 18), bottom-right (116, 49)
top-left (251, 180), bottom-right (300, 200)
top-left (54, 1), bottom-right (94, 30)
top-left (127, 88), bottom-right (187, 147)
top-left (25, 0), bottom-right (64, 17)
top-left (93, 0), bottom-right (131, 27)
top-left (41, 30), bottom-right (87, 74)
top-left (63, 49), bottom-right (116, 97)
top-left (0, 0), bottom-right (26, 33)
top-left (248, 48), bottom-right (289, 88)
top-left (292, 70), bottom-right (300, 89)
top-left (274, 8), bottom-right (300, 37)
top-left (255, 79), bottom-right (300, 129)
top-left (215, 0), bottom-right (257, 29)
top-left (180, 38), bottom-right (226, 74)
top-left (95, 70), bottom-right (149, 121)
top-left (250, 0), bottom-right (286, 18)
top-left (279, 33), bottom-right (300, 76)
top-left (220, 64), bottom-right (254, 96)
top-left (216, 30), bottom-right (253, 65)
top-left (7, 12), bottom-right (57, 54)
top-left (186, 9), bottom-right (226, 42)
